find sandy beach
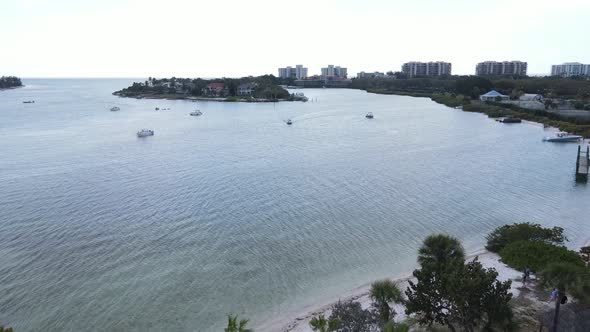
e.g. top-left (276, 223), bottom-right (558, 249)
top-left (257, 250), bottom-right (524, 332)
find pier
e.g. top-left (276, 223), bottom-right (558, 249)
top-left (576, 145), bottom-right (589, 182)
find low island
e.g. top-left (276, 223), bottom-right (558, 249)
top-left (0, 76), bottom-right (23, 90)
top-left (114, 76), bottom-right (307, 102)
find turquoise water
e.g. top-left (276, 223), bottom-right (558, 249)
top-left (1, 79), bottom-right (588, 331)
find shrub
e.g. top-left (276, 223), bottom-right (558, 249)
top-left (485, 222), bottom-right (566, 253)
top-left (329, 300), bottom-right (376, 332)
top-left (499, 241), bottom-right (583, 271)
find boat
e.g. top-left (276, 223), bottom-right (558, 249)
top-left (286, 119), bottom-right (293, 125)
top-left (542, 132), bottom-right (583, 142)
top-left (499, 117), bottom-right (521, 123)
top-left (137, 129), bottom-right (155, 137)
top-left (190, 110), bottom-right (202, 116)
top-left (110, 106), bottom-right (120, 112)
top-left (23, 100), bottom-right (35, 104)
top-left (365, 112), bottom-right (374, 119)
top-left (155, 107), bottom-right (160, 111)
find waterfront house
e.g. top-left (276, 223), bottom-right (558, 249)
top-left (237, 82), bottom-right (257, 96)
top-left (480, 90), bottom-right (509, 102)
top-left (203, 83), bottom-right (226, 97)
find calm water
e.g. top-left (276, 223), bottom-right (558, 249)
top-left (1, 79), bottom-right (589, 331)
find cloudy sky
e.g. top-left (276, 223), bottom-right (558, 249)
top-left (1, 0), bottom-right (589, 78)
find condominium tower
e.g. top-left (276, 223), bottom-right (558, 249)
top-left (476, 61), bottom-right (527, 76)
top-left (401, 62), bottom-right (452, 77)
top-left (551, 62), bottom-right (590, 77)
top-left (278, 65), bottom-right (308, 79)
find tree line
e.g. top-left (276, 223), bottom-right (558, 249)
top-left (0, 76), bottom-right (22, 89)
top-left (351, 76), bottom-right (590, 100)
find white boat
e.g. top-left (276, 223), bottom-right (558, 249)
top-left (137, 129), bottom-right (154, 137)
top-left (365, 112), bottom-right (374, 119)
top-left (542, 132), bottom-right (583, 142)
top-left (286, 119), bottom-right (293, 125)
top-left (110, 106), bottom-right (120, 112)
top-left (190, 110), bottom-right (202, 116)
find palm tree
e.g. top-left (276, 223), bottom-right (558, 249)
top-left (541, 262), bottom-right (589, 332)
top-left (370, 279), bottom-right (404, 325)
top-left (417, 234), bottom-right (465, 269)
top-left (224, 314), bottom-right (253, 332)
top-left (309, 314), bottom-right (338, 332)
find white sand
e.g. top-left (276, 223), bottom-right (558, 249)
top-left (257, 250), bottom-right (524, 332)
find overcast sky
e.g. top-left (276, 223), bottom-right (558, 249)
top-left (1, 0), bottom-right (589, 78)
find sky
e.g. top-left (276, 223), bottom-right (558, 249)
top-left (1, 0), bottom-right (589, 78)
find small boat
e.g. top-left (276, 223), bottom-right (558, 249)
top-left (155, 107), bottom-right (160, 111)
top-left (110, 106), bottom-right (120, 112)
top-left (137, 129), bottom-right (155, 137)
top-left (542, 132), bottom-right (583, 142)
top-left (499, 117), bottom-right (521, 123)
top-left (23, 100), bottom-right (35, 104)
top-left (286, 119), bottom-right (293, 125)
top-left (365, 112), bottom-right (374, 119)
top-left (190, 110), bottom-right (202, 116)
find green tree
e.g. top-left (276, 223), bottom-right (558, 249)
top-left (309, 314), bottom-right (338, 332)
top-left (370, 279), bottom-right (403, 325)
top-left (328, 300), bottom-right (375, 332)
top-left (499, 241), bottom-right (583, 271)
top-left (224, 314), bottom-right (253, 332)
top-left (406, 235), bottom-right (513, 332)
top-left (541, 262), bottom-right (590, 332)
top-left (485, 222), bottom-right (566, 253)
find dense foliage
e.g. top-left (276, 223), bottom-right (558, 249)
top-left (485, 222), bottom-right (567, 253)
top-left (114, 75), bottom-right (295, 100)
top-left (499, 241), bottom-right (583, 271)
top-left (405, 234), bottom-right (513, 332)
top-left (370, 280), bottom-right (404, 326)
top-left (328, 300), bottom-right (376, 332)
top-left (0, 76), bottom-right (22, 89)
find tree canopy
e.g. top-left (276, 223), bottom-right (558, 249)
top-left (0, 76), bottom-right (22, 89)
top-left (485, 222), bottom-right (567, 253)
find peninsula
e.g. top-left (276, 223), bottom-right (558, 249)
top-left (352, 75), bottom-right (590, 137)
top-left (113, 76), bottom-right (307, 102)
top-left (0, 76), bottom-right (23, 90)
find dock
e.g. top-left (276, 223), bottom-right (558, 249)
top-left (576, 145), bottom-right (589, 182)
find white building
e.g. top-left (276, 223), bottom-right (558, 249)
top-left (476, 61), bottom-right (527, 76)
top-left (357, 71), bottom-right (385, 79)
top-left (321, 65), bottom-right (347, 79)
top-left (278, 65), bottom-right (308, 79)
top-left (551, 62), bottom-right (590, 77)
top-left (401, 62), bottom-right (451, 77)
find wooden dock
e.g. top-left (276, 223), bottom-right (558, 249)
top-left (576, 145), bottom-right (589, 182)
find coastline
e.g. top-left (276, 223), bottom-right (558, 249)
top-left (0, 85), bottom-right (24, 91)
top-left (112, 92), bottom-right (305, 103)
top-left (258, 250), bottom-right (523, 332)
top-left (363, 89), bottom-right (590, 138)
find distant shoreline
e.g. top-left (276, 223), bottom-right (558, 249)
top-left (112, 92), bottom-right (302, 103)
top-left (0, 85), bottom-right (24, 91)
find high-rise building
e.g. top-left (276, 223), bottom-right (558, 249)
top-left (401, 62), bottom-right (451, 77)
top-left (475, 61), bottom-right (527, 76)
top-left (278, 65), bottom-right (308, 79)
top-left (551, 62), bottom-right (590, 77)
top-left (321, 65), bottom-right (347, 79)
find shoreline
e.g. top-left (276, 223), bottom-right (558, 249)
top-left (0, 85), bottom-right (24, 91)
top-left (258, 249), bottom-right (522, 332)
top-left (363, 89), bottom-right (590, 138)
top-left (112, 92), bottom-right (305, 103)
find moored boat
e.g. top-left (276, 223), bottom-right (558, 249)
top-left (365, 112), bottom-right (374, 119)
top-left (542, 132), bottom-right (582, 142)
top-left (286, 119), bottom-right (293, 125)
top-left (110, 106), bottom-right (120, 112)
top-left (23, 100), bottom-right (35, 104)
top-left (137, 129), bottom-right (155, 137)
top-left (190, 110), bottom-right (202, 116)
